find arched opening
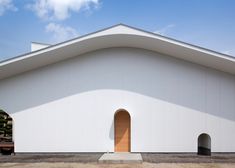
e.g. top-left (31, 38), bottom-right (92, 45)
top-left (198, 133), bottom-right (211, 156)
top-left (114, 109), bottom-right (131, 152)
top-left (0, 109), bottom-right (14, 155)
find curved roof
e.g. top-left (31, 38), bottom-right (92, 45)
top-left (0, 24), bottom-right (235, 80)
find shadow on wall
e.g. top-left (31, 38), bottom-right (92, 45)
top-left (0, 47), bottom-right (235, 122)
top-left (109, 120), bottom-right (114, 140)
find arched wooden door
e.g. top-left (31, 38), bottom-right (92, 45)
top-left (114, 110), bottom-right (130, 152)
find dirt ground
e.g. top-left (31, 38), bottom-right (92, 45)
top-left (142, 153), bottom-right (235, 163)
top-left (1, 153), bottom-right (235, 168)
top-left (1, 162), bottom-right (235, 168)
top-left (1, 153), bottom-right (235, 163)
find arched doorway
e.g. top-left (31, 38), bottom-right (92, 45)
top-left (198, 133), bottom-right (211, 156)
top-left (0, 109), bottom-right (14, 155)
top-left (114, 109), bottom-right (130, 152)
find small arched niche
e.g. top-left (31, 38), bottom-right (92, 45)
top-left (0, 109), bottom-right (14, 155)
top-left (114, 109), bottom-right (131, 152)
top-left (198, 133), bottom-right (211, 156)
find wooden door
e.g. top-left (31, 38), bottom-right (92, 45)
top-left (114, 111), bottom-right (130, 152)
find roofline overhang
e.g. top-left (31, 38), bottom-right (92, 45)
top-left (0, 24), bottom-right (235, 80)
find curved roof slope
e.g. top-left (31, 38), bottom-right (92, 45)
top-left (0, 24), bottom-right (235, 80)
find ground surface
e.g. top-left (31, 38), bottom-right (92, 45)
top-left (1, 153), bottom-right (235, 163)
top-left (0, 153), bottom-right (103, 163)
top-left (1, 153), bottom-right (235, 168)
top-left (142, 153), bottom-right (235, 163)
top-left (1, 163), bottom-right (235, 168)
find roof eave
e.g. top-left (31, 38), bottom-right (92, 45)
top-left (0, 24), bottom-right (235, 80)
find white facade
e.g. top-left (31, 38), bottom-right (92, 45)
top-left (0, 25), bottom-right (235, 153)
top-left (31, 42), bottom-right (50, 52)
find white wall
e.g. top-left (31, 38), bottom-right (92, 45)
top-left (31, 42), bottom-right (50, 52)
top-left (0, 47), bottom-right (235, 152)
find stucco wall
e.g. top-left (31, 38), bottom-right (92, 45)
top-left (0, 47), bottom-right (235, 152)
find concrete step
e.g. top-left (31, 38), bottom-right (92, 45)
top-left (98, 153), bottom-right (143, 164)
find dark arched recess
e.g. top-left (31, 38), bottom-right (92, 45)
top-left (198, 133), bottom-right (211, 156)
top-left (0, 109), bottom-right (14, 155)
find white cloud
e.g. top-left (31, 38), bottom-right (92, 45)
top-left (222, 50), bottom-right (231, 55)
top-left (154, 24), bottom-right (175, 36)
top-left (28, 0), bottom-right (99, 20)
top-left (45, 22), bottom-right (79, 42)
top-left (0, 0), bottom-right (17, 16)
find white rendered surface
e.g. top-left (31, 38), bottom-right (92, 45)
top-left (31, 42), bottom-right (50, 52)
top-left (0, 48), bottom-right (235, 152)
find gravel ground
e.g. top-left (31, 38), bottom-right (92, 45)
top-left (0, 163), bottom-right (235, 168)
top-left (142, 153), bottom-right (235, 163)
top-left (0, 153), bottom-right (103, 163)
top-left (1, 153), bottom-right (235, 163)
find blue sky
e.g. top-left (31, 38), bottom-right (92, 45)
top-left (0, 0), bottom-right (235, 61)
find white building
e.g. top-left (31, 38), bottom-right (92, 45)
top-left (0, 24), bottom-right (235, 154)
